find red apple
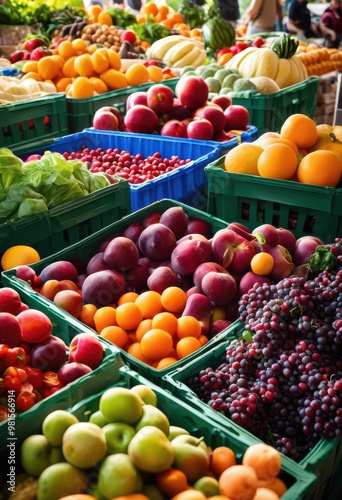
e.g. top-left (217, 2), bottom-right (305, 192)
top-left (192, 104), bottom-right (226, 133)
top-left (161, 119), bottom-right (187, 138)
top-left (211, 228), bottom-right (256, 273)
top-left (126, 91), bottom-right (147, 110)
top-left (224, 104), bottom-right (250, 131)
top-left (277, 228), bottom-right (297, 253)
top-left (175, 75), bottom-right (209, 110)
top-left (186, 118), bottom-right (214, 140)
top-left (93, 110), bottom-right (119, 131)
top-left (93, 106), bottom-right (124, 129)
top-left (211, 94), bottom-right (232, 110)
top-left (252, 224), bottom-right (279, 247)
top-left (124, 105), bottom-right (158, 134)
top-left (291, 236), bottom-right (324, 266)
top-left (146, 84), bottom-right (174, 114)
top-left (68, 332), bottom-right (104, 370)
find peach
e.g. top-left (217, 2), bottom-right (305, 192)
top-left (53, 290), bottom-right (84, 319)
top-left (17, 309), bottom-right (52, 344)
top-left (0, 312), bottom-right (23, 347)
top-left (0, 287), bottom-right (22, 315)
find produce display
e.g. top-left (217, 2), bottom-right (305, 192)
top-left (14, 380), bottom-right (291, 500)
top-left (0, 286), bottom-right (105, 418)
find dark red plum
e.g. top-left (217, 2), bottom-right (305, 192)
top-left (39, 261), bottom-right (79, 285)
top-left (193, 261), bottom-right (229, 290)
top-left (147, 266), bottom-right (181, 293)
top-left (171, 238), bottom-right (212, 276)
top-left (181, 293), bottom-right (213, 336)
top-left (82, 269), bottom-right (125, 307)
top-left (208, 319), bottom-right (232, 339)
top-left (123, 221), bottom-right (144, 244)
top-left (159, 206), bottom-right (189, 240)
top-left (86, 252), bottom-right (111, 275)
top-left (142, 212), bottom-right (162, 227)
top-left (58, 362), bottom-right (92, 386)
top-left (30, 335), bottom-right (68, 372)
top-left (186, 219), bottom-right (212, 239)
top-left (124, 264), bottom-right (150, 292)
top-left (138, 223), bottom-right (177, 261)
top-left (238, 271), bottom-right (271, 297)
top-left (104, 236), bottom-right (140, 272)
top-left (201, 271), bottom-right (237, 306)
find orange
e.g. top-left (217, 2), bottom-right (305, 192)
top-left (224, 143), bottom-right (264, 175)
top-left (1, 245), bottom-right (40, 271)
top-left (317, 140), bottom-right (342, 162)
top-left (106, 48), bottom-right (121, 70)
top-left (58, 40), bottom-right (77, 59)
top-left (258, 137), bottom-right (298, 157)
top-left (134, 290), bottom-right (164, 319)
top-left (68, 76), bottom-right (95, 98)
top-left (21, 60), bottom-right (38, 73)
top-left (176, 316), bottom-right (202, 340)
top-left (257, 143), bottom-right (298, 180)
top-left (152, 311), bottom-right (178, 336)
top-left (79, 303), bottom-right (97, 329)
top-left (242, 443), bottom-right (282, 480)
top-left (98, 11), bottom-right (113, 25)
top-left (218, 464), bottom-right (258, 500)
top-left (280, 113), bottom-right (318, 149)
top-left (117, 292), bottom-right (139, 305)
top-left (198, 334), bottom-right (208, 347)
top-left (127, 342), bottom-right (154, 364)
top-left (210, 446), bottom-right (237, 476)
top-left (142, 1), bottom-right (159, 16)
top-left (250, 252), bottom-right (274, 276)
top-left (156, 468), bottom-right (189, 497)
top-left (89, 76), bottom-right (108, 94)
top-left (147, 64), bottom-right (164, 82)
top-left (175, 336), bottom-right (202, 359)
top-left (115, 302), bottom-right (143, 331)
top-left (252, 488), bottom-right (280, 500)
top-left (37, 56), bottom-right (60, 80)
top-left (135, 318), bottom-right (153, 342)
top-left (100, 325), bottom-right (128, 348)
top-left (91, 50), bottom-right (109, 74)
top-left (62, 56), bottom-right (78, 78)
top-left (74, 53), bottom-right (94, 77)
top-left (155, 356), bottom-right (178, 369)
top-left (161, 286), bottom-right (187, 313)
top-left (257, 477), bottom-right (287, 496)
top-left (100, 68), bottom-right (128, 90)
top-left (297, 150), bottom-right (341, 187)
top-left (140, 328), bottom-right (173, 360)
top-left (93, 306), bottom-right (117, 333)
top-left (125, 63), bottom-right (150, 86)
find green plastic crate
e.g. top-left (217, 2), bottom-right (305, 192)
top-left (0, 93), bottom-right (69, 153)
top-left (205, 159), bottom-right (342, 242)
top-left (230, 77), bottom-right (319, 137)
top-left (1, 364), bottom-right (317, 499)
top-left (1, 199), bottom-right (240, 385)
top-left (0, 284), bottom-right (122, 454)
top-left (66, 78), bottom-right (179, 133)
top-left (0, 176), bottom-right (131, 267)
top-left (162, 328), bottom-right (341, 500)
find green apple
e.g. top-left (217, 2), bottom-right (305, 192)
top-left (130, 384), bottom-right (158, 406)
top-left (168, 425), bottom-right (190, 441)
top-left (42, 410), bottom-right (79, 446)
top-left (102, 422), bottom-right (136, 454)
top-left (135, 404), bottom-right (170, 436)
top-left (128, 425), bottom-right (175, 474)
top-left (89, 409), bottom-right (108, 428)
top-left (36, 462), bottom-right (87, 500)
top-left (171, 435), bottom-right (210, 482)
top-left (193, 476), bottom-right (220, 497)
top-left (99, 386), bottom-right (143, 424)
top-left (20, 434), bottom-right (62, 477)
top-left (62, 422), bottom-right (107, 469)
top-left (98, 453), bottom-right (143, 499)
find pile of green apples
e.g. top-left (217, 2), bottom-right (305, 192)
top-left (19, 383), bottom-right (218, 500)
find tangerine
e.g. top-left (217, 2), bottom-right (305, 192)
top-left (257, 143), bottom-right (298, 180)
top-left (297, 150), bottom-right (341, 187)
top-left (224, 143), bottom-right (264, 175)
top-left (280, 113), bottom-right (318, 149)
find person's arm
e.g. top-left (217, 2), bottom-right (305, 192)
top-left (286, 17), bottom-right (306, 37)
top-left (318, 21), bottom-right (337, 40)
top-left (240, 0), bottom-right (263, 25)
top-left (276, 0), bottom-right (284, 23)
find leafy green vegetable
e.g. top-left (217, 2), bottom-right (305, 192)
top-left (106, 7), bottom-right (137, 29)
top-left (309, 245), bottom-right (338, 273)
top-left (0, 150), bottom-right (110, 223)
top-left (128, 18), bottom-right (171, 44)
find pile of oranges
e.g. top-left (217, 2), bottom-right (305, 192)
top-left (20, 39), bottom-right (173, 98)
top-left (224, 114), bottom-right (342, 188)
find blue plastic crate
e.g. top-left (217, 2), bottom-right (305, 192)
top-left (16, 129), bottom-right (224, 212)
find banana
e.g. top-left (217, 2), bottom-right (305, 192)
top-left (163, 40), bottom-right (197, 66)
top-left (146, 35), bottom-right (189, 60)
top-left (190, 49), bottom-right (207, 68)
top-left (274, 58), bottom-right (292, 89)
top-left (225, 46), bottom-right (259, 70)
top-left (172, 46), bottom-right (201, 68)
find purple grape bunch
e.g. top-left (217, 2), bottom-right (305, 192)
top-left (188, 248), bottom-right (342, 461)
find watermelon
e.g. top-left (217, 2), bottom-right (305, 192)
top-left (201, 18), bottom-right (236, 52)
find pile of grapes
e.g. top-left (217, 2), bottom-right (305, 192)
top-left (188, 239), bottom-right (342, 461)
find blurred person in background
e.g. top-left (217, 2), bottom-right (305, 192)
top-left (217, 0), bottom-right (240, 27)
top-left (241, 0), bottom-right (284, 36)
top-left (320, 0), bottom-right (342, 48)
top-left (286, 0), bottom-right (336, 41)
